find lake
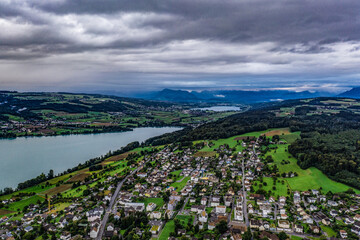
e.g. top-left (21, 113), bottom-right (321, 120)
top-left (0, 127), bottom-right (181, 190)
top-left (192, 106), bottom-right (241, 112)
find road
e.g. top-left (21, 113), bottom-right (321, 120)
top-left (176, 176), bottom-right (186, 183)
top-left (96, 165), bottom-right (145, 239)
top-left (274, 203), bottom-right (278, 220)
top-left (228, 196), bottom-right (236, 224)
top-left (242, 157), bottom-right (249, 228)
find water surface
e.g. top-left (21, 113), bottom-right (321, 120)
top-left (0, 127), bottom-right (181, 189)
top-left (192, 106), bottom-right (241, 112)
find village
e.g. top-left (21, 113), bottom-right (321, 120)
top-left (1, 134), bottom-right (360, 240)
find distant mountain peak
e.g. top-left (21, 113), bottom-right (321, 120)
top-left (338, 87), bottom-right (360, 98)
top-left (153, 88), bottom-right (199, 102)
top-left (146, 88), bottom-right (323, 103)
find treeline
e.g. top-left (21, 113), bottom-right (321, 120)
top-left (17, 171), bottom-right (53, 190)
top-left (146, 111), bottom-right (289, 145)
top-left (289, 130), bottom-right (360, 189)
top-left (146, 109), bottom-right (360, 145)
top-left (0, 92), bottom-right (176, 122)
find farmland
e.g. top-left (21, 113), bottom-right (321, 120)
top-left (0, 92), bottom-right (240, 138)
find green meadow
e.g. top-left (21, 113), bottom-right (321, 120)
top-left (267, 144), bottom-right (359, 194)
top-left (170, 177), bottom-right (191, 191)
top-left (158, 220), bottom-right (175, 240)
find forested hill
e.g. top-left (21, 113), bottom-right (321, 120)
top-left (146, 97), bottom-right (360, 189)
top-left (0, 91), bottom-right (239, 138)
top-left (0, 91), bottom-right (174, 121)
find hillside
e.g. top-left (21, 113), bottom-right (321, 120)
top-left (1, 98), bottom-right (360, 240)
top-left (0, 91), bottom-right (236, 138)
top-left (146, 97), bottom-right (360, 189)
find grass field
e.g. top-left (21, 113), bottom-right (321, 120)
top-left (321, 225), bottom-right (337, 237)
top-left (170, 177), bottom-right (190, 191)
top-left (158, 220), bottom-right (174, 240)
top-left (141, 198), bottom-right (164, 210)
top-left (48, 172), bottom-right (75, 184)
top-left (198, 128), bottom-right (287, 153)
top-left (290, 236), bottom-right (303, 240)
top-left (7, 195), bottom-right (45, 211)
top-left (267, 145), bottom-right (360, 194)
top-left (170, 170), bottom-right (182, 178)
top-left (63, 185), bottom-right (87, 198)
top-left (0, 184), bottom-right (53, 201)
top-left (253, 177), bottom-right (289, 197)
top-left (280, 131), bottom-right (301, 144)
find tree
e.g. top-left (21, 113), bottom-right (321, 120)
top-left (278, 231), bottom-right (288, 240)
top-left (345, 188), bottom-right (355, 194)
top-left (243, 228), bottom-right (252, 240)
top-left (215, 220), bottom-right (228, 234)
top-left (47, 169), bottom-right (54, 179)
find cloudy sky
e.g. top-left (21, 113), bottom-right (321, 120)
top-left (1, 0), bottom-right (360, 94)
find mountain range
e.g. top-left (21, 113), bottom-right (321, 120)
top-left (95, 87), bottom-right (360, 104)
top-left (337, 87), bottom-right (360, 98)
top-left (143, 88), bottom-right (323, 103)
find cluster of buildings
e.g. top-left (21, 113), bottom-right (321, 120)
top-left (1, 135), bottom-right (360, 240)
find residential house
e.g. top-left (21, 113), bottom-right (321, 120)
top-left (90, 227), bottom-right (99, 239)
top-left (295, 225), bottom-right (303, 233)
top-left (150, 211), bottom-right (161, 219)
top-left (310, 225), bottom-right (320, 234)
top-left (277, 220), bottom-right (290, 229)
top-left (250, 219), bottom-right (261, 229)
top-left (340, 230), bottom-right (348, 239)
top-left (167, 199), bottom-right (177, 211)
top-left (199, 211), bottom-right (208, 223)
top-left (146, 203), bottom-right (157, 212)
top-left (216, 205), bottom-right (226, 214)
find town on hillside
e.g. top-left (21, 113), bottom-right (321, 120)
top-left (1, 131), bottom-right (360, 240)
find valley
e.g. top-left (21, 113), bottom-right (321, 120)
top-left (0, 92), bottom-right (239, 138)
top-left (1, 96), bottom-right (360, 240)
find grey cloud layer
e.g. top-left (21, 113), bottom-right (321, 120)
top-left (0, 0), bottom-right (360, 91)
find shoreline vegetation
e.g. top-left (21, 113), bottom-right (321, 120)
top-left (0, 125), bottom-right (182, 140)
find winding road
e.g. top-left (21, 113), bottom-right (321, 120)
top-left (96, 163), bottom-right (146, 239)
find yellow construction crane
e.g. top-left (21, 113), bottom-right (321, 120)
top-left (38, 194), bottom-right (51, 213)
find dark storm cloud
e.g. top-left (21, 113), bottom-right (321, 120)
top-left (33, 0), bottom-right (360, 44)
top-left (1, 0), bottom-right (360, 92)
